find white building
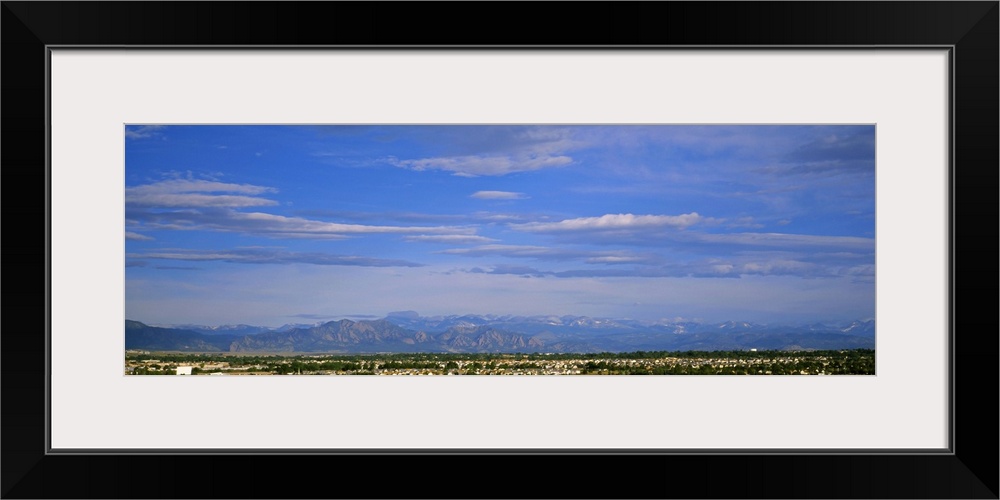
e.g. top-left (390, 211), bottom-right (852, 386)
top-left (176, 366), bottom-right (193, 375)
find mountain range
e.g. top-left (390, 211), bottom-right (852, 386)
top-left (126, 314), bottom-right (875, 354)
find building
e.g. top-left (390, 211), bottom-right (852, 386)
top-left (176, 366), bottom-right (193, 375)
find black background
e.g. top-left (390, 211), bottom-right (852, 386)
top-left (3, 2), bottom-right (997, 498)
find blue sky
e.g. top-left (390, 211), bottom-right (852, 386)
top-left (125, 125), bottom-right (875, 326)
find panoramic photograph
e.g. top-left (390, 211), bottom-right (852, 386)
top-left (124, 124), bottom-right (875, 375)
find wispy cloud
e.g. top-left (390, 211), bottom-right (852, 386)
top-left (787, 131), bottom-right (875, 163)
top-left (403, 235), bottom-right (497, 244)
top-left (441, 244), bottom-right (582, 260)
top-left (130, 209), bottom-right (476, 239)
top-left (725, 217), bottom-right (765, 229)
top-left (127, 248), bottom-right (425, 267)
top-left (451, 243), bottom-right (874, 280)
top-left (511, 213), bottom-right (704, 233)
top-left (470, 191), bottom-right (529, 200)
top-left (294, 209), bottom-right (469, 224)
top-left (223, 212), bottom-right (472, 236)
top-left (463, 254), bottom-right (873, 280)
top-left (759, 130), bottom-right (876, 177)
top-left (294, 209), bottom-right (538, 226)
top-left (684, 232), bottom-right (874, 251)
top-left (387, 154), bottom-right (571, 177)
top-left (383, 126), bottom-right (583, 177)
top-left (126, 178), bottom-right (479, 239)
top-left (125, 231), bottom-right (154, 241)
top-left (125, 125), bottom-right (166, 140)
top-left (288, 313), bottom-right (341, 320)
top-left (125, 179), bottom-right (278, 208)
top-left (465, 264), bottom-right (695, 279)
top-left (473, 212), bottom-right (537, 223)
top-left (504, 218), bottom-right (874, 253)
top-left (468, 264), bottom-right (550, 278)
top-left (441, 244), bottom-right (661, 265)
top-left (584, 255), bottom-right (649, 264)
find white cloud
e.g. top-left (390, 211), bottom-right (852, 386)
top-left (381, 126), bottom-right (587, 176)
top-left (511, 213), bottom-right (704, 232)
top-left (690, 232), bottom-right (874, 250)
top-left (740, 259), bottom-right (819, 276)
top-left (126, 179), bottom-right (278, 208)
top-left (128, 193), bottom-right (279, 208)
top-left (135, 210), bottom-right (477, 239)
top-left (124, 125), bottom-right (165, 139)
top-left (471, 212), bottom-right (533, 222)
top-left (470, 191), bottom-right (528, 200)
top-left (127, 248), bottom-right (424, 267)
top-left (441, 244), bottom-right (661, 265)
top-left (133, 179), bottom-right (273, 195)
top-left (126, 178), bottom-right (479, 239)
top-left (441, 244), bottom-right (564, 258)
top-left (125, 231), bottom-right (154, 241)
top-left (225, 212), bottom-right (473, 237)
top-left (726, 216), bottom-right (764, 229)
top-left (584, 255), bottom-right (646, 264)
top-left (711, 264), bottom-right (735, 274)
top-left (387, 154), bottom-right (572, 177)
top-left (403, 235), bottom-right (497, 244)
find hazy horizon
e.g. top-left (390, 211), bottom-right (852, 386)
top-left (131, 310), bottom-right (877, 331)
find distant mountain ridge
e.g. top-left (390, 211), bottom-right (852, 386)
top-left (166, 323), bottom-right (276, 336)
top-left (229, 319), bottom-right (430, 353)
top-left (125, 320), bottom-right (237, 352)
top-left (125, 315), bottom-right (875, 353)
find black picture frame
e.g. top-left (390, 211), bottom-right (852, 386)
top-left (3, 2), bottom-right (996, 498)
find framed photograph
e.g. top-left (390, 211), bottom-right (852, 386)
top-left (4, 2), bottom-right (996, 498)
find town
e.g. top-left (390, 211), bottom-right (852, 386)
top-left (125, 349), bottom-right (875, 375)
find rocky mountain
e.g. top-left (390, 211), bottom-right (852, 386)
top-left (437, 325), bottom-right (530, 353)
top-left (841, 319), bottom-right (876, 336)
top-left (127, 315), bottom-right (876, 353)
top-left (125, 320), bottom-right (236, 351)
top-left (227, 319), bottom-right (435, 353)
